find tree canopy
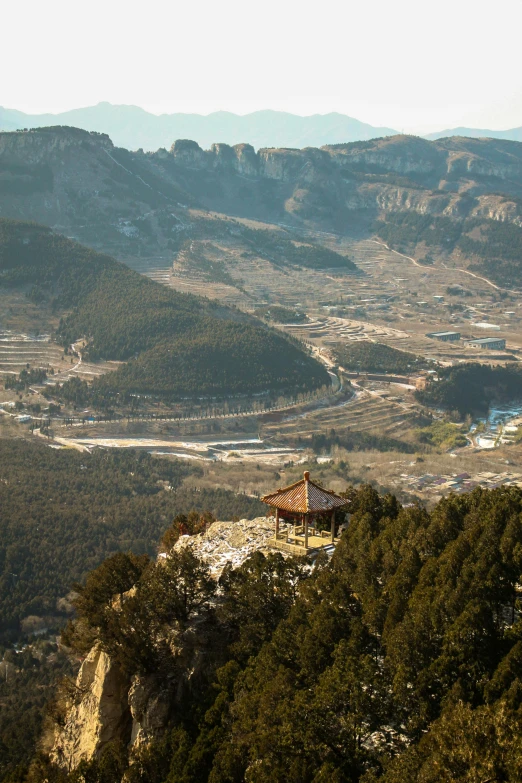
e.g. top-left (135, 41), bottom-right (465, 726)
top-left (25, 482), bottom-right (522, 783)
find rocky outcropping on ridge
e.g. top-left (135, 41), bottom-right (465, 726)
top-left (48, 517), bottom-right (284, 770)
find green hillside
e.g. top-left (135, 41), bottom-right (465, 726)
top-left (0, 440), bottom-right (263, 637)
top-left (334, 340), bottom-right (427, 374)
top-left (0, 219), bottom-right (329, 400)
top-left (375, 211), bottom-right (522, 287)
top-left (416, 362), bottom-right (522, 416)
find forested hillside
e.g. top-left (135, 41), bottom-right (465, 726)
top-left (27, 483), bottom-right (522, 783)
top-left (375, 212), bottom-right (522, 287)
top-left (0, 440), bottom-right (263, 638)
top-left (416, 362), bottom-right (522, 416)
top-left (0, 219), bottom-right (329, 399)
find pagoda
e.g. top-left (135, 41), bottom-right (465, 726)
top-left (262, 471), bottom-right (348, 554)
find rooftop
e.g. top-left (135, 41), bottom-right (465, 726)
top-left (468, 337), bottom-right (506, 345)
top-left (261, 471), bottom-right (348, 514)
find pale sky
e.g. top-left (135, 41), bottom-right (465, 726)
top-left (3, 0), bottom-right (522, 133)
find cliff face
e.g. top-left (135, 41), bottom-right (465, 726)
top-left (0, 127), bottom-right (112, 165)
top-left (2, 127), bottom-right (522, 259)
top-left (49, 645), bottom-right (130, 769)
top-left (48, 645), bottom-right (173, 768)
top-left (167, 134), bottom-right (522, 187)
top-left (49, 517), bottom-right (279, 771)
top-left (0, 127), bottom-right (141, 235)
top-left (164, 134), bottom-right (522, 228)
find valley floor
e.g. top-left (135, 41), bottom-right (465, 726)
top-left (3, 216), bottom-right (522, 506)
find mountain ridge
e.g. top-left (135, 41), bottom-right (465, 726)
top-left (4, 126), bottom-right (522, 286)
top-left (425, 125), bottom-right (522, 142)
top-left (0, 103), bottom-right (398, 151)
top-left (5, 102), bottom-right (522, 150)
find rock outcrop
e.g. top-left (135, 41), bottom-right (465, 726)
top-left (49, 645), bottom-right (130, 769)
top-left (49, 517), bottom-right (283, 771)
top-left (0, 126), bottom-right (112, 166)
top-left (128, 674), bottom-right (171, 748)
top-left (3, 126), bottom-right (522, 260)
top-left (169, 515), bottom-right (282, 576)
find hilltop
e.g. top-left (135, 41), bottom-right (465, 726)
top-left (23, 482), bottom-right (522, 782)
top-left (0, 219), bottom-right (329, 401)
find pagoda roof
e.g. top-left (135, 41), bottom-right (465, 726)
top-left (261, 471), bottom-right (349, 514)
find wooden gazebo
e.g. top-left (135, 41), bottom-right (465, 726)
top-left (262, 471), bottom-right (349, 553)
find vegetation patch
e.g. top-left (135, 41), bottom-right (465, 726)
top-left (417, 420), bottom-right (468, 450)
top-left (305, 428), bottom-right (417, 453)
top-left (416, 362), bottom-right (522, 416)
top-left (239, 226), bottom-right (358, 271)
top-left (255, 305), bottom-right (307, 323)
top-left (333, 340), bottom-right (427, 374)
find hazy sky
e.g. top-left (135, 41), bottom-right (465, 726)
top-left (3, 0), bottom-right (522, 133)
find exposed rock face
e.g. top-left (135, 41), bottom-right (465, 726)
top-left (3, 126), bottom-right (522, 260)
top-left (170, 138), bottom-right (207, 169)
top-left (128, 674), bottom-right (171, 748)
top-left (232, 143), bottom-right (258, 176)
top-left (0, 126), bottom-right (112, 165)
top-left (50, 645), bottom-right (130, 769)
top-left (170, 516), bottom-right (283, 576)
top-left (49, 518), bottom-right (284, 771)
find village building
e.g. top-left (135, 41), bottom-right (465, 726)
top-left (262, 471), bottom-right (348, 554)
top-left (425, 331), bottom-right (461, 342)
top-left (467, 337), bottom-right (506, 350)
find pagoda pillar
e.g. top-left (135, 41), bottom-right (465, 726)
top-left (331, 510), bottom-right (336, 543)
top-left (275, 508), bottom-right (280, 539)
top-left (304, 513), bottom-right (309, 550)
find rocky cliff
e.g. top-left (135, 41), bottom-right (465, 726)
top-left (163, 134), bottom-right (522, 228)
top-left (3, 126), bottom-right (522, 262)
top-left (167, 133), bottom-right (522, 188)
top-left (48, 517), bottom-right (281, 770)
top-left (48, 645), bottom-right (130, 769)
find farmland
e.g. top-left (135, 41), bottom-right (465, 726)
top-left (3, 213), bottom-right (522, 507)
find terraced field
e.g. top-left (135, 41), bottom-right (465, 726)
top-left (128, 224), bottom-right (522, 366)
top-left (261, 385), bottom-right (416, 444)
top-left (0, 331), bottom-right (121, 396)
top-left (0, 333), bottom-right (63, 376)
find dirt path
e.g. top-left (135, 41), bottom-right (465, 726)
top-left (440, 262), bottom-right (503, 292)
top-left (370, 240), bottom-right (428, 269)
top-left (371, 238), bottom-right (511, 293)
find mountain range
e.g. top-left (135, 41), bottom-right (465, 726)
top-left (425, 126), bottom-right (522, 142)
top-left (0, 104), bottom-right (398, 151)
top-left (1, 126), bottom-right (521, 240)
top-left (3, 103), bottom-right (522, 151)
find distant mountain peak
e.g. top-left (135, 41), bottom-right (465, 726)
top-left (0, 103), bottom-right (398, 151)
